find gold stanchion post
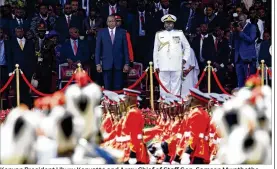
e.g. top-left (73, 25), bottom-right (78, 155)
top-left (77, 63), bottom-right (82, 73)
top-left (15, 64), bottom-right (20, 106)
top-left (207, 61), bottom-right (211, 93)
top-left (149, 62), bottom-right (154, 110)
top-left (261, 60), bottom-right (265, 86)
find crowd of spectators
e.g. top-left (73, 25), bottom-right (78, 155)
top-left (0, 0), bottom-right (272, 108)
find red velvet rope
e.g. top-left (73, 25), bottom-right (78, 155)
top-left (0, 74), bottom-right (15, 93)
top-left (212, 70), bottom-right (231, 95)
top-left (101, 70), bottom-right (148, 94)
top-left (21, 72), bottom-right (52, 96)
top-left (194, 69), bottom-right (206, 88)
top-left (267, 68), bottom-right (272, 78)
top-left (21, 71), bottom-right (75, 96)
top-left (153, 71), bottom-right (171, 93)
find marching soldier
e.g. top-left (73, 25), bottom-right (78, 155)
top-left (180, 88), bottom-right (211, 164)
top-left (121, 88), bottom-right (149, 164)
top-left (153, 14), bottom-right (191, 96)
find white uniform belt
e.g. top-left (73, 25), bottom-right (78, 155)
top-left (176, 133), bottom-right (182, 139)
top-left (184, 132), bottom-right (191, 137)
top-left (199, 133), bottom-right (209, 140)
top-left (137, 134), bottom-right (142, 140)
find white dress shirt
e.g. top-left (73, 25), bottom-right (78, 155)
top-left (16, 18), bottom-right (23, 25)
top-left (163, 8), bottom-right (169, 15)
top-left (17, 37), bottom-right (26, 49)
top-left (109, 5), bottom-right (117, 15)
top-left (199, 34), bottom-right (208, 63)
top-left (108, 27), bottom-right (116, 36)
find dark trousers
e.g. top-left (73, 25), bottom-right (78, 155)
top-left (103, 68), bottom-right (124, 91)
top-left (12, 75), bottom-right (32, 108)
top-left (235, 57), bottom-right (256, 87)
top-left (192, 157), bottom-right (205, 164)
top-left (0, 65), bottom-right (8, 109)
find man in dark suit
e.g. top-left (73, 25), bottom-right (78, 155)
top-left (100, 0), bottom-right (128, 29)
top-left (129, 0), bottom-right (155, 66)
top-left (9, 6), bottom-right (30, 37)
top-left (7, 27), bottom-right (36, 108)
top-left (54, 3), bottom-right (84, 43)
top-left (83, 7), bottom-right (103, 84)
top-left (0, 27), bottom-right (9, 107)
top-left (60, 27), bottom-right (90, 66)
top-left (30, 3), bottom-right (56, 35)
top-left (191, 23), bottom-right (216, 91)
top-left (83, 7), bottom-right (103, 41)
top-left (95, 15), bottom-right (129, 90)
top-left (204, 4), bottom-right (222, 34)
top-left (233, 15), bottom-right (257, 87)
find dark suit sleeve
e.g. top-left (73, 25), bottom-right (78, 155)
top-left (59, 44), bottom-right (67, 64)
top-left (122, 30), bottom-right (129, 65)
top-left (239, 25), bottom-right (257, 43)
top-left (29, 41), bottom-right (37, 74)
top-left (81, 41), bottom-right (90, 63)
top-left (6, 41), bottom-right (14, 73)
top-left (95, 30), bottom-right (102, 65)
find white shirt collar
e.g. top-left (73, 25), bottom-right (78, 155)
top-left (139, 11), bottom-right (145, 15)
top-left (17, 37), bottom-right (26, 42)
top-left (110, 4), bottom-right (117, 8)
top-left (65, 14), bottom-right (72, 18)
top-left (108, 27), bottom-right (116, 33)
top-left (39, 14), bottom-right (48, 20)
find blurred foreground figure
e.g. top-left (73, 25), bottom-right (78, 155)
top-left (211, 75), bottom-right (271, 164)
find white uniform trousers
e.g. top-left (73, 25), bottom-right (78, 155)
top-left (159, 71), bottom-right (182, 96)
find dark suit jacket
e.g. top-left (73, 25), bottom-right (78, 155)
top-left (95, 28), bottom-right (129, 70)
top-left (83, 17), bottom-right (103, 41)
top-left (259, 40), bottom-right (271, 67)
top-left (191, 34), bottom-right (216, 65)
top-left (100, 4), bottom-right (128, 28)
top-left (129, 11), bottom-right (155, 44)
top-left (234, 23), bottom-right (257, 63)
top-left (215, 38), bottom-right (231, 65)
top-left (60, 39), bottom-right (90, 64)
top-left (7, 38), bottom-right (36, 76)
top-left (9, 19), bottom-right (30, 37)
top-left (54, 15), bottom-right (84, 43)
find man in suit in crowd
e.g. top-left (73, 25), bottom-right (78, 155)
top-left (100, 0), bottom-right (128, 29)
top-left (203, 4), bottom-right (222, 33)
top-left (213, 27), bottom-right (231, 93)
top-left (191, 23), bottom-right (216, 91)
top-left (9, 6), bottom-right (30, 37)
top-left (30, 3), bottom-right (56, 35)
top-left (7, 27), bottom-right (36, 108)
top-left (95, 15), bottom-right (129, 90)
top-left (0, 27), bottom-right (8, 106)
top-left (60, 27), bottom-right (90, 67)
top-left (83, 6), bottom-right (103, 84)
top-left (54, 3), bottom-right (83, 43)
top-left (233, 14), bottom-right (257, 87)
top-left (129, 0), bottom-right (155, 67)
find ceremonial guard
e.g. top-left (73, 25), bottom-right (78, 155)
top-left (122, 88), bottom-right (149, 164)
top-left (180, 88), bottom-right (211, 164)
top-left (153, 14), bottom-right (191, 96)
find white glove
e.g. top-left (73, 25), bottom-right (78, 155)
top-left (31, 78), bottom-right (38, 88)
top-left (9, 72), bottom-right (13, 76)
top-left (180, 153), bottom-right (191, 164)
